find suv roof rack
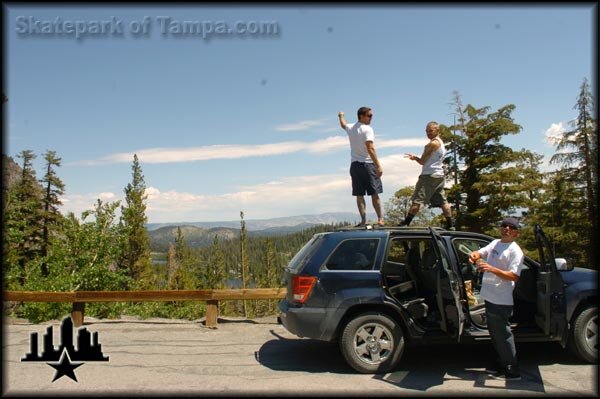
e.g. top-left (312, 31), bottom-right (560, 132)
top-left (334, 225), bottom-right (448, 232)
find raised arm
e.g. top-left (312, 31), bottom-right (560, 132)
top-left (338, 111), bottom-right (347, 130)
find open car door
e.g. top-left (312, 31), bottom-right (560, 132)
top-left (534, 224), bottom-right (568, 347)
top-left (429, 228), bottom-right (466, 341)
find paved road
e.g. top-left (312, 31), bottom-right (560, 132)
top-left (3, 315), bottom-right (597, 396)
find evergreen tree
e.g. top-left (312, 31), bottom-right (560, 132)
top-left (239, 211), bottom-right (249, 317)
top-left (521, 170), bottom-right (590, 267)
top-left (263, 238), bottom-right (278, 314)
top-left (175, 227), bottom-right (186, 265)
top-left (440, 94), bottom-right (544, 232)
top-left (203, 235), bottom-right (226, 290)
top-left (166, 242), bottom-right (180, 289)
top-left (3, 150), bottom-right (43, 286)
top-left (40, 150), bottom-right (65, 276)
top-left (549, 78), bottom-right (598, 264)
top-left (119, 154), bottom-right (152, 283)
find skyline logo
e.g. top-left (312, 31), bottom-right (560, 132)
top-left (21, 316), bottom-right (109, 382)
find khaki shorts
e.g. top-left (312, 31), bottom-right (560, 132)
top-left (411, 174), bottom-right (448, 207)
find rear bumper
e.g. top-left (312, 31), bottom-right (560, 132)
top-left (278, 299), bottom-right (336, 341)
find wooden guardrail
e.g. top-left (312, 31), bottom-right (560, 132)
top-left (3, 289), bottom-right (287, 328)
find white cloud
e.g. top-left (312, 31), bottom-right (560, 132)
top-left (545, 122), bottom-right (566, 145)
top-left (73, 136), bottom-right (426, 166)
top-left (59, 155), bottom-right (423, 223)
top-left (98, 192), bottom-right (116, 200)
top-left (274, 118), bottom-right (328, 132)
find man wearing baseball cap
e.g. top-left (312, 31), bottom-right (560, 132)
top-left (468, 216), bottom-right (525, 380)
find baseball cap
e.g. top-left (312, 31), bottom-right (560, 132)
top-left (501, 217), bottom-right (520, 229)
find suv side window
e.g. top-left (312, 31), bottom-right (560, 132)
top-left (451, 238), bottom-right (489, 293)
top-left (324, 239), bottom-right (379, 271)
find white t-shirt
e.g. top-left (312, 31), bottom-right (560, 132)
top-left (478, 239), bottom-right (525, 306)
top-left (344, 122), bottom-right (374, 163)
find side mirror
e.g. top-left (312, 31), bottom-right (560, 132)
top-left (555, 258), bottom-right (573, 271)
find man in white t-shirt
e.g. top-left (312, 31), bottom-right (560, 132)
top-left (469, 216), bottom-right (525, 380)
top-left (338, 107), bottom-right (384, 226)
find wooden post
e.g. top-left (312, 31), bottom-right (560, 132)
top-left (72, 302), bottom-right (85, 327)
top-left (205, 300), bottom-right (219, 328)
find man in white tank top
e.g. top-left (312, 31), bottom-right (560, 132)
top-left (401, 121), bottom-right (454, 229)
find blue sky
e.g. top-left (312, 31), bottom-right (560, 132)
top-left (4, 4), bottom-right (596, 223)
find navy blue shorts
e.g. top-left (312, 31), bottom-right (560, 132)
top-left (350, 161), bottom-right (383, 196)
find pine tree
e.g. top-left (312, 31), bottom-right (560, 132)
top-left (264, 238), bottom-right (278, 314)
top-left (175, 227), bottom-right (186, 265)
top-left (549, 78), bottom-right (598, 264)
top-left (522, 170), bottom-right (590, 267)
top-left (239, 211), bottom-right (250, 317)
top-left (166, 242), bottom-right (180, 289)
top-left (40, 150), bottom-right (65, 276)
top-left (440, 94), bottom-right (544, 232)
top-left (119, 154), bottom-right (152, 282)
top-left (4, 150), bottom-right (44, 286)
top-left (199, 235), bottom-right (226, 290)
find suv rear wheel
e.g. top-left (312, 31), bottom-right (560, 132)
top-left (569, 306), bottom-right (598, 363)
top-left (340, 313), bottom-right (404, 374)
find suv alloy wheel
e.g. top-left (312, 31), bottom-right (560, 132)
top-left (340, 312), bottom-right (405, 374)
top-left (569, 306), bottom-right (598, 363)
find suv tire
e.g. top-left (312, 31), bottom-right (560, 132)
top-left (569, 306), bottom-right (598, 363)
top-left (340, 312), bottom-right (404, 374)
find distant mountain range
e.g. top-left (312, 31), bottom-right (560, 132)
top-left (146, 212), bottom-right (375, 231)
top-left (146, 212), bottom-right (376, 252)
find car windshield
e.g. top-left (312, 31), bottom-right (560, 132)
top-left (287, 234), bottom-right (324, 272)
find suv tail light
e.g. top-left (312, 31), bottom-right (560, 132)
top-left (291, 275), bottom-right (317, 304)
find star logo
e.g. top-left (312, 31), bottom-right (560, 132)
top-left (21, 316), bottom-right (109, 383)
top-left (47, 349), bottom-right (83, 382)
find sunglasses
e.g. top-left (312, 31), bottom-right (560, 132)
top-left (501, 224), bottom-right (518, 230)
top-left (365, 114), bottom-right (373, 118)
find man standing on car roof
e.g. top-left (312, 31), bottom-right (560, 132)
top-left (401, 121), bottom-right (454, 230)
top-left (338, 107), bottom-right (385, 227)
top-left (468, 216), bottom-right (525, 380)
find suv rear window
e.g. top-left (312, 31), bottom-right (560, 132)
top-left (287, 234), bottom-right (324, 273)
top-left (324, 238), bottom-right (380, 271)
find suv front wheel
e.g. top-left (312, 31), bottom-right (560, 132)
top-left (569, 306), bottom-right (598, 363)
top-left (340, 312), bottom-right (404, 374)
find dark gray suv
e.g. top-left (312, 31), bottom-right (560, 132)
top-left (278, 224), bottom-right (597, 373)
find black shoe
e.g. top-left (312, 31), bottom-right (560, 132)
top-left (398, 220), bottom-right (408, 227)
top-left (491, 365), bottom-right (521, 381)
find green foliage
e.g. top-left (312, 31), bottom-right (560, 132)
top-left (440, 95), bottom-right (544, 232)
top-left (384, 186), bottom-right (435, 226)
top-left (200, 235), bottom-right (226, 289)
top-left (3, 150), bottom-right (44, 286)
top-left (548, 78), bottom-right (598, 265)
top-left (40, 150), bottom-right (66, 276)
top-left (520, 171), bottom-right (593, 268)
top-left (119, 154), bottom-right (152, 281)
top-left (123, 301), bottom-right (207, 320)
